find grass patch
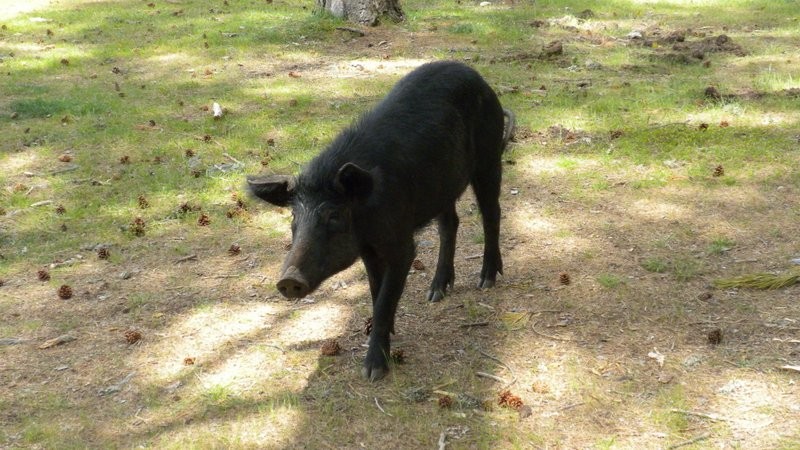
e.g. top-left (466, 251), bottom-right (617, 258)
top-left (708, 237), bottom-right (735, 255)
top-left (672, 257), bottom-right (703, 282)
top-left (596, 273), bottom-right (623, 289)
top-left (641, 257), bottom-right (669, 273)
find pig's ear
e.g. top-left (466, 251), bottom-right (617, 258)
top-left (334, 162), bottom-right (373, 200)
top-left (246, 174), bottom-right (296, 207)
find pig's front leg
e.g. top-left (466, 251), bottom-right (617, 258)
top-left (362, 239), bottom-right (414, 381)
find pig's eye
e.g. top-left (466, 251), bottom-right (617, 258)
top-left (327, 211), bottom-right (346, 232)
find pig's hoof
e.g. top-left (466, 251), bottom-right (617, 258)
top-left (427, 288), bottom-right (446, 302)
top-left (362, 364), bottom-right (388, 382)
top-left (478, 278), bottom-right (496, 289)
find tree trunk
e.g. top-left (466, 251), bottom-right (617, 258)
top-left (316, 0), bottom-right (404, 26)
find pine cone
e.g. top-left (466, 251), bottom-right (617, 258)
top-left (320, 339), bottom-right (341, 356)
top-left (131, 217), bottom-right (146, 236)
top-left (119, 155), bottom-right (131, 164)
top-left (438, 395), bottom-right (453, 409)
top-left (559, 272), bottom-right (571, 285)
top-left (707, 328), bottom-right (722, 345)
top-left (57, 285), bottom-right (73, 299)
top-left (198, 213), bottom-right (210, 226)
top-left (124, 329), bottom-right (142, 344)
top-left (228, 244), bottom-right (241, 256)
top-left (137, 195), bottom-right (149, 209)
top-left (363, 317), bottom-right (373, 336)
top-left (531, 381), bottom-right (550, 394)
top-left (185, 149), bottom-right (195, 157)
top-left (183, 357), bottom-right (196, 365)
top-left (391, 348), bottom-right (405, 364)
top-left (38, 269), bottom-right (51, 281)
top-left (713, 165), bottom-right (724, 177)
top-left (498, 390), bottom-right (524, 410)
top-left (411, 259), bottom-right (425, 271)
top-left (55, 205), bottom-right (66, 215)
top-left (97, 248), bottom-right (110, 260)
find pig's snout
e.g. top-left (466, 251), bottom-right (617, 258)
top-left (277, 266), bottom-right (311, 298)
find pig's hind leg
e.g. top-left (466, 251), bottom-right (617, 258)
top-left (427, 204), bottom-right (459, 302)
top-left (471, 163), bottom-right (504, 289)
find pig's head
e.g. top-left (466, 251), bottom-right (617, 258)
top-left (247, 162), bottom-right (373, 299)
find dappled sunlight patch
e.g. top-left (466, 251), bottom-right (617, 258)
top-left (0, 150), bottom-right (41, 175)
top-left (688, 109), bottom-right (799, 128)
top-left (275, 302), bottom-right (350, 345)
top-left (629, 198), bottom-right (689, 221)
top-left (251, 209), bottom-right (291, 238)
top-left (199, 345), bottom-right (287, 392)
top-left (711, 374), bottom-right (796, 442)
top-left (138, 302), bottom-right (283, 383)
top-left (511, 210), bottom-right (559, 235)
top-left (524, 156), bottom-right (601, 176)
top-left (151, 405), bottom-right (303, 449)
top-left (332, 58), bottom-right (429, 78)
top-left (139, 52), bottom-right (203, 77)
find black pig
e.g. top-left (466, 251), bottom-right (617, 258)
top-left (248, 61), bottom-right (514, 380)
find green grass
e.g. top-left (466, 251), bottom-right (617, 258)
top-left (596, 273), bottom-right (623, 289)
top-left (708, 237), bottom-right (735, 255)
top-left (642, 257), bottom-right (669, 273)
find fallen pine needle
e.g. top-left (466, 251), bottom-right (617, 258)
top-left (714, 270), bottom-right (800, 290)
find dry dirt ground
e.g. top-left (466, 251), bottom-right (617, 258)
top-left (1, 3), bottom-right (799, 450)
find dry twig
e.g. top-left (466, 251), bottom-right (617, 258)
top-left (373, 397), bottom-right (392, 416)
top-left (336, 26), bottom-right (366, 36)
top-left (670, 409), bottom-right (728, 422)
top-left (459, 321), bottom-right (489, 328)
top-left (476, 371), bottom-right (507, 384)
top-left (478, 348), bottom-right (517, 389)
top-left (175, 254), bottom-right (198, 263)
top-left (667, 433), bottom-right (711, 449)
